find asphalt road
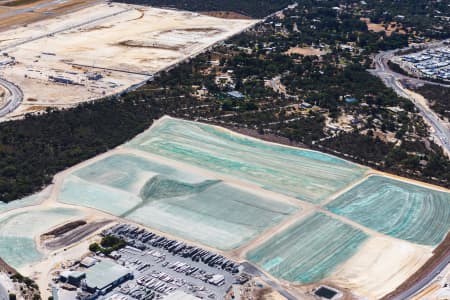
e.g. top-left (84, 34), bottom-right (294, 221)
top-left (0, 0), bottom-right (68, 21)
top-left (241, 262), bottom-right (297, 300)
top-left (0, 78), bottom-right (23, 117)
top-left (0, 282), bottom-right (8, 300)
top-left (370, 41), bottom-right (450, 155)
top-left (392, 252), bottom-right (450, 300)
top-left (371, 41), bottom-right (450, 299)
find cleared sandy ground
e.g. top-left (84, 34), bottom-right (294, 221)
top-left (0, 0), bottom-right (101, 30)
top-left (360, 18), bottom-right (406, 37)
top-left (0, 117), bottom-right (447, 299)
top-left (20, 233), bottom-right (103, 298)
top-left (285, 46), bottom-right (328, 56)
top-left (329, 236), bottom-right (432, 299)
top-left (0, 2), bottom-right (257, 119)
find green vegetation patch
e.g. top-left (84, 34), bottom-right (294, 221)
top-left (111, 0), bottom-right (293, 18)
top-left (89, 235), bottom-right (126, 255)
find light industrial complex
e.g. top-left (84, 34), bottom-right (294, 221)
top-left (51, 223), bottom-right (249, 300)
top-left (393, 43), bottom-right (450, 82)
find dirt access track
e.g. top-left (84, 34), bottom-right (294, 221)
top-left (0, 0), bottom-right (102, 30)
top-left (0, 1), bottom-right (257, 120)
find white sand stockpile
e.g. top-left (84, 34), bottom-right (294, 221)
top-left (328, 236), bottom-right (432, 299)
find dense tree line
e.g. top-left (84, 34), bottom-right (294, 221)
top-left (114, 0), bottom-right (449, 39)
top-left (112, 0), bottom-right (294, 18)
top-left (0, 97), bottom-right (165, 201)
top-left (0, 0), bottom-right (449, 202)
top-left (363, 0), bottom-right (450, 39)
top-left (89, 235), bottom-right (126, 255)
top-left (319, 133), bottom-right (450, 181)
top-left (414, 84), bottom-right (450, 120)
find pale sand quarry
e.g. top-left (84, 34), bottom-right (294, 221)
top-left (329, 236), bottom-right (431, 299)
top-left (0, 2), bottom-right (257, 119)
top-left (0, 116), bottom-right (448, 299)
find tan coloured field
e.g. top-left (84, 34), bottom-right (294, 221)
top-left (329, 236), bottom-right (432, 299)
top-left (0, 2), bottom-right (257, 119)
top-left (360, 17), bottom-right (406, 36)
top-left (0, 0), bottom-right (101, 30)
top-left (285, 46), bottom-right (328, 56)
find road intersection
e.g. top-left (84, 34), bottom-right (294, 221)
top-left (370, 41), bottom-right (450, 156)
top-left (0, 78), bottom-right (22, 118)
top-left (371, 41), bottom-right (450, 299)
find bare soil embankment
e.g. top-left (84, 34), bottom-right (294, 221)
top-left (42, 220), bottom-right (112, 250)
top-left (42, 220), bottom-right (87, 237)
top-left (381, 231), bottom-right (450, 299)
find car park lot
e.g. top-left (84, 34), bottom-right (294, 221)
top-left (102, 223), bottom-right (242, 299)
top-left (110, 245), bottom-right (235, 299)
top-left (54, 223), bottom-right (249, 300)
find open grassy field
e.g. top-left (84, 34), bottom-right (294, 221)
top-left (326, 175), bottom-right (450, 246)
top-left (126, 116), bottom-right (368, 203)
